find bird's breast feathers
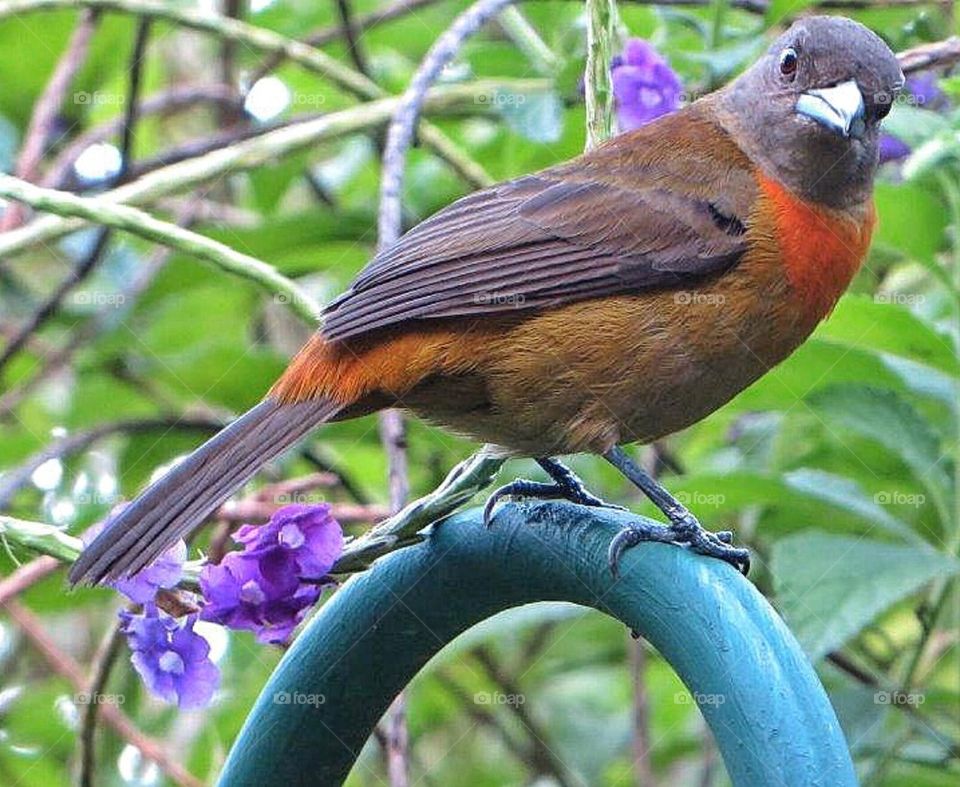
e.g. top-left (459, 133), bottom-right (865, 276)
top-left (754, 170), bottom-right (875, 322)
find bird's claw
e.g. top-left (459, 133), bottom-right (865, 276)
top-left (483, 477), bottom-right (623, 528)
top-left (608, 514), bottom-right (750, 578)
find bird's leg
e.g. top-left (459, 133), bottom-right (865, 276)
top-left (483, 457), bottom-right (621, 527)
top-left (603, 446), bottom-right (750, 576)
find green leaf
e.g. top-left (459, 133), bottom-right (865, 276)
top-left (881, 106), bottom-right (950, 149)
top-left (815, 295), bottom-right (959, 377)
top-left (873, 182), bottom-right (948, 265)
top-left (766, 0), bottom-right (816, 24)
top-left (806, 384), bottom-right (953, 521)
top-left (783, 469), bottom-right (922, 544)
top-left (727, 340), bottom-right (906, 412)
top-left (772, 531), bottom-right (960, 660)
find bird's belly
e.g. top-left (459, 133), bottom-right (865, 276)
top-left (435, 256), bottom-right (816, 455)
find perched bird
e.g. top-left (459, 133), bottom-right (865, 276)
top-left (71, 16), bottom-right (904, 586)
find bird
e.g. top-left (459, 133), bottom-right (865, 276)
top-left (70, 15), bottom-right (904, 586)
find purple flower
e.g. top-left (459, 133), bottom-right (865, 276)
top-left (878, 72), bottom-right (946, 165)
top-left (112, 540), bottom-right (187, 604)
top-left (905, 73), bottom-right (943, 108)
top-left (200, 504), bottom-right (343, 644)
top-left (200, 552), bottom-right (321, 644)
top-left (611, 39), bottom-right (683, 132)
top-left (232, 504), bottom-right (343, 579)
top-left (879, 134), bottom-right (911, 164)
top-left (119, 605), bottom-right (219, 709)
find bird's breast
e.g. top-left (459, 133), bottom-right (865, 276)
top-left (755, 171), bottom-right (875, 323)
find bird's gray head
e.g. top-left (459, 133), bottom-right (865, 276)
top-left (715, 16), bottom-right (904, 209)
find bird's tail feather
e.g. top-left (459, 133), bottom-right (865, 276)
top-left (68, 396), bottom-right (341, 586)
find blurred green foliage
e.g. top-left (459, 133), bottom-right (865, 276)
top-left (0, 0), bottom-right (957, 785)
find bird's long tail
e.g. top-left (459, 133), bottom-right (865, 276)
top-left (68, 396), bottom-right (341, 586)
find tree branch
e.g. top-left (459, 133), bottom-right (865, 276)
top-left (378, 0), bottom-right (515, 243)
top-left (0, 80), bottom-right (545, 265)
top-left (0, 0), bottom-right (491, 189)
top-left (0, 174), bottom-right (323, 322)
top-left (0, 9), bottom-right (99, 231)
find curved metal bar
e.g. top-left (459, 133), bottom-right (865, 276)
top-left (219, 502), bottom-right (856, 786)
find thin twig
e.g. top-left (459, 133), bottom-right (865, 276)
top-left (585, 0), bottom-right (619, 149)
top-left (898, 36), bottom-right (960, 74)
top-left (0, 80), bottom-right (539, 264)
top-left (2, 600), bottom-right (202, 787)
top-left (334, 0), bottom-right (372, 77)
top-left (0, 416), bottom-right (224, 508)
top-left (378, 0), bottom-right (514, 243)
top-left (0, 202), bottom-right (201, 415)
top-left (251, 0), bottom-right (445, 81)
top-left (0, 19), bottom-right (151, 377)
top-left (497, 7), bottom-right (559, 75)
top-left (44, 84), bottom-right (243, 189)
top-left (302, 446), bottom-right (371, 504)
top-left (378, 410), bottom-right (410, 784)
top-left (629, 635), bottom-right (656, 786)
top-left (78, 622), bottom-right (125, 787)
top-left (474, 646), bottom-right (576, 787)
top-left (0, 9), bottom-right (99, 231)
top-left (0, 556), bottom-right (61, 605)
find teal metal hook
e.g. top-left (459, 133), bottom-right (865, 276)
top-left (219, 502), bottom-right (856, 786)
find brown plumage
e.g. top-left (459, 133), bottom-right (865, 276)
top-left (71, 16), bottom-right (903, 584)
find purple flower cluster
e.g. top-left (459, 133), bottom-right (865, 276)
top-left (106, 503), bottom-right (343, 708)
top-left (611, 39), bottom-right (683, 132)
top-left (200, 504), bottom-right (343, 644)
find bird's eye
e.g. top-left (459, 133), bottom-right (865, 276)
top-left (779, 47), bottom-right (798, 79)
top-left (874, 99), bottom-right (892, 121)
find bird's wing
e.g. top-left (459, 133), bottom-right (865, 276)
top-left (322, 112), bottom-right (756, 342)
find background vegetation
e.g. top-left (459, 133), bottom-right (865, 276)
top-left (0, 0), bottom-right (957, 785)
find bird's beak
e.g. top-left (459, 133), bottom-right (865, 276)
top-left (796, 80), bottom-right (866, 139)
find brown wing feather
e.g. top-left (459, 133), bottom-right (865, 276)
top-left (323, 107), bottom-right (757, 342)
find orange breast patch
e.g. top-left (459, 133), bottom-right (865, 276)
top-left (757, 172), bottom-right (875, 321)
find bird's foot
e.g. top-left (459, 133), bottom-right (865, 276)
top-left (607, 512), bottom-right (750, 578)
top-left (483, 459), bottom-right (622, 528)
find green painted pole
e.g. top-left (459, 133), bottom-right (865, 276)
top-left (218, 502), bottom-right (856, 786)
